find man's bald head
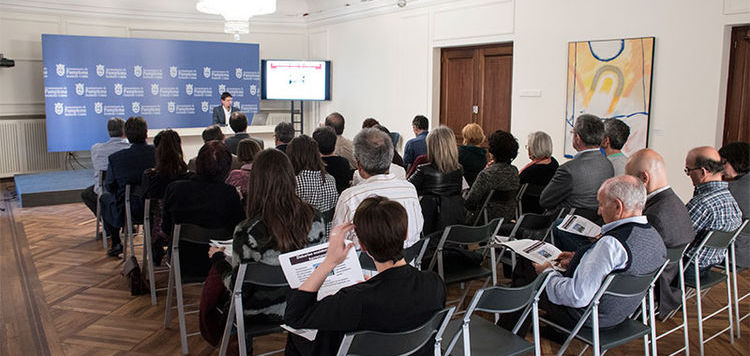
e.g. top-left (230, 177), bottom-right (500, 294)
top-left (625, 148), bottom-right (668, 193)
top-left (685, 146), bottom-right (724, 186)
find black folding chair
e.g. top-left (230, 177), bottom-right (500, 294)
top-left (515, 183), bottom-right (528, 220)
top-left (443, 271), bottom-right (553, 356)
top-left (142, 198), bottom-right (171, 305)
top-left (123, 184), bottom-right (144, 258)
top-left (648, 245), bottom-right (690, 356)
top-left (427, 219), bottom-right (502, 311)
top-left (335, 306), bottom-right (456, 356)
top-left (684, 229), bottom-right (739, 355)
top-left (164, 223), bottom-right (233, 355)
top-left (359, 236), bottom-right (431, 271)
top-left (94, 170), bottom-right (109, 248)
top-left (542, 262), bottom-right (668, 356)
top-left (491, 213), bottom-right (557, 285)
top-left (219, 262), bottom-right (289, 356)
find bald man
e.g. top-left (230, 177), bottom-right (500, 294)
top-left (684, 146), bottom-right (742, 272)
top-left (626, 149), bottom-right (695, 317)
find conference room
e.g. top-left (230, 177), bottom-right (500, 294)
top-left (1, 0), bottom-right (749, 355)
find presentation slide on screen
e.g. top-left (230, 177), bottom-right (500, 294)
top-left (263, 60), bottom-right (329, 100)
top-left (42, 34), bottom-right (260, 152)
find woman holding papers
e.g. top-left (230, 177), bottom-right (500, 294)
top-left (284, 196), bottom-right (446, 356)
top-left (206, 149), bottom-right (326, 350)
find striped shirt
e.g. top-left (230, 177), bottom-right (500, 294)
top-left (333, 173), bottom-right (423, 248)
top-left (686, 181), bottom-right (743, 269)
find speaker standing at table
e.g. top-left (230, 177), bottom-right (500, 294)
top-left (212, 92), bottom-right (240, 126)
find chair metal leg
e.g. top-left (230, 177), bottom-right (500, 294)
top-left (649, 287), bottom-right (658, 356)
top-left (164, 261), bottom-right (175, 328)
top-left (641, 299), bottom-right (650, 356)
top-left (680, 260), bottom-right (690, 356)
top-left (532, 300), bottom-right (541, 356)
top-left (725, 259), bottom-right (734, 344)
top-left (695, 263), bottom-right (704, 356)
top-left (144, 226), bottom-right (157, 305)
top-left (731, 245), bottom-right (741, 338)
top-left (592, 304), bottom-right (601, 356)
top-left (219, 294), bottom-right (237, 356)
top-left (172, 245), bottom-right (189, 355)
top-left (235, 292), bottom-right (247, 356)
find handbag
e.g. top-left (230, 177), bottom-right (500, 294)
top-left (122, 255), bottom-right (149, 296)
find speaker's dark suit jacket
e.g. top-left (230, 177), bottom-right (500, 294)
top-left (100, 143), bottom-right (156, 228)
top-left (540, 149), bottom-right (613, 220)
top-left (212, 105), bottom-right (240, 126)
top-left (644, 187), bottom-right (696, 314)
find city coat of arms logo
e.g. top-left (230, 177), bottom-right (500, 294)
top-left (168, 101), bottom-right (176, 113)
top-left (56, 64), bottom-right (65, 76)
top-left (94, 102), bottom-right (103, 114)
top-left (218, 84), bottom-right (226, 93)
top-left (170, 66), bottom-right (178, 78)
top-left (249, 84), bottom-right (257, 96)
top-left (75, 83), bottom-right (84, 96)
top-left (201, 101), bottom-right (209, 112)
top-left (54, 102), bottom-right (64, 115)
top-left (151, 83), bottom-right (159, 95)
top-left (96, 64), bottom-right (105, 77)
top-left (133, 65), bottom-right (142, 78)
top-left (235, 68), bottom-right (243, 79)
top-left (132, 102), bottom-right (141, 114)
top-left (114, 83), bottom-right (123, 96)
top-left (204, 67), bottom-right (211, 78)
top-left (185, 84), bottom-right (194, 96)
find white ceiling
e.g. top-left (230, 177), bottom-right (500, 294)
top-left (11, 0), bottom-right (385, 21)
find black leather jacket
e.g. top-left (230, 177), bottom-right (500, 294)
top-left (408, 163), bottom-right (463, 196)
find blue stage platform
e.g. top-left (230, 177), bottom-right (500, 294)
top-left (14, 169), bottom-right (93, 207)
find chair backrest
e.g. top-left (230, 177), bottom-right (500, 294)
top-left (666, 245), bottom-right (689, 264)
top-left (473, 190), bottom-right (496, 225)
top-left (697, 229), bottom-right (738, 251)
top-left (470, 270), bottom-right (552, 315)
top-left (443, 218), bottom-right (502, 246)
top-left (359, 236), bottom-right (431, 271)
top-left (336, 307), bottom-right (455, 356)
top-left (508, 213), bottom-right (557, 240)
top-left (174, 223), bottom-right (234, 245)
top-left (242, 262), bottom-right (289, 287)
top-left (603, 261), bottom-right (667, 299)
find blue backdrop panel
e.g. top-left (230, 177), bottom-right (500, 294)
top-left (42, 34), bottom-right (260, 152)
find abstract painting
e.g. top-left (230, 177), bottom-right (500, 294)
top-left (564, 37), bottom-right (655, 157)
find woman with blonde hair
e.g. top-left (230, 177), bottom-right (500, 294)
top-left (408, 126), bottom-right (465, 234)
top-left (458, 123), bottom-right (487, 187)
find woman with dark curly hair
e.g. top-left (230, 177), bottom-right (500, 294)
top-left (719, 141), bottom-right (749, 268)
top-left (464, 130), bottom-right (520, 222)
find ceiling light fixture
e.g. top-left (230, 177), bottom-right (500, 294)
top-left (196, 0), bottom-right (276, 40)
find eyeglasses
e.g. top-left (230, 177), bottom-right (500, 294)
top-left (684, 166), bottom-right (702, 174)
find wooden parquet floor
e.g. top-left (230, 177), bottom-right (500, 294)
top-left (1, 182), bottom-right (749, 355)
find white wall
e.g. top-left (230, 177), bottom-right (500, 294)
top-left (308, 0), bottom-right (750, 201)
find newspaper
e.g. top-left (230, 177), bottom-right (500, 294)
top-left (499, 239), bottom-right (566, 271)
top-left (557, 214), bottom-right (601, 238)
top-left (278, 242), bottom-right (364, 341)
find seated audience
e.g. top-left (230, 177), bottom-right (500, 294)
top-left (284, 196), bottom-right (446, 356)
top-left (540, 114), bottom-right (614, 221)
top-left (719, 141), bottom-right (750, 268)
top-left (224, 111), bottom-right (264, 154)
top-left (601, 118), bottom-right (630, 175)
top-left (142, 129), bottom-right (193, 264)
top-left (162, 141), bottom-right (245, 278)
top-left (287, 135), bottom-right (339, 232)
top-left (225, 138), bottom-right (261, 198)
top-left (207, 149), bottom-right (325, 351)
top-left (458, 123), bottom-right (487, 187)
top-left (625, 148), bottom-right (695, 317)
top-left (312, 126), bottom-right (353, 193)
top-left (464, 130), bottom-right (520, 223)
top-left (100, 116), bottom-right (155, 257)
top-left (274, 121), bottom-right (295, 153)
top-left (505, 176), bottom-right (666, 334)
top-left (403, 115), bottom-right (429, 170)
top-left (80, 117), bottom-right (130, 217)
top-left (361, 117), bottom-right (380, 128)
top-left (352, 126), bottom-right (407, 185)
top-left (333, 128), bottom-right (423, 248)
top-left (376, 125), bottom-right (405, 167)
top-left (519, 131), bottom-right (559, 214)
top-left (684, 146), bottom-right (743, 272)
top-left (325, 112), bottom-right (356, 169)
top-left (188, 125), bottom-right (242, 171)
top-left (409, 126), bottom-right (465, 235)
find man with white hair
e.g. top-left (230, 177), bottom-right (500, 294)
top-left (532, 175), bottom-right (666, 329)
top-left (626, 148), bottom-right (695, 317)
top-left (332, 128), bottom-right (423, 248)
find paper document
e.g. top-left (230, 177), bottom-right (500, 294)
top-left (278, 242), bottom-right (364, 301)
top-left (210, 239), bottom-right (233, 259)
top-left (500, 239), bottom-right (565, 271)
top-left (280, 324), bottom-right (318, 341)
top-left (557, 214), bottom-right (601, 238)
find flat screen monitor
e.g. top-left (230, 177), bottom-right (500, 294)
top-left (261, 59), bottom-right (331, 101)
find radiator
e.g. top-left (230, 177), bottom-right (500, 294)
top-left (0, 119), bottom-right (65, 178)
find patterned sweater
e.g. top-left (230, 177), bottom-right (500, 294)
top-left (464, 162), bottom-right (520, 222)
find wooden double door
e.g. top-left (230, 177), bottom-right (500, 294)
top-left (723, 26), bottom-right (750, 144)
top-left (440, 43), bottom-right (513, 144)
